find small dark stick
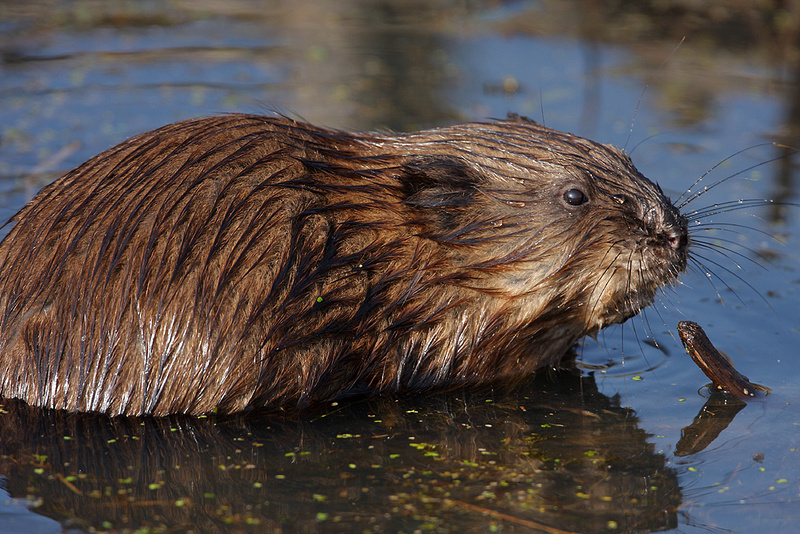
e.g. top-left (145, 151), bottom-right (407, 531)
top-left (677, 321), bottom-right (767, 398)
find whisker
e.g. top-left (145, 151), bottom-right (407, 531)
top-left (586, 249), bottom-right (624, 327)
top-left (678, 147), bottom-right (783, 209)
top-left (689, 237), bottom-right (767, 271)
top-left (687, 257), bottom-right (728, 305)
top-left (686, 199), bottom-right (786, 220)
top-left (628, 37), bottom-right (684, 155)
top-left (689, 253), bottom-right (774, 313)
top-left (675, 142), bottom-right (774, 207)
top-left (628, 132), bottom-right (664, 156)
top-left (627, 253), bottom-right (660, 368)
top-left (652, 284), bottom-right (683, 333)
top-left (691, 221), bottom-right (783, 243)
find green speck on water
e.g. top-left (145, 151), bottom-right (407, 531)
top-left (348, 463), bottom-right (356, 469)
top-left (632, 375), bottom-right (643, 381)
top-left (584, 450), bottom-right (598, 457)
top-left (148, 483), bottom-right (161, 490)
top-left (275, 474), bottom-right (286, 480)
top-left (688, 467), bottom-right (698, 472)
top-left (576, 492), bottom-right (590, 499)
top-left (253, 482), bottom-right (263, 488)
top-left (175, 499), bottom-right (186, 507)
top-left (307, 45), bottom-right (328, 62)
top-left (607, 520), bottom-right (619, 529)
top-left (33, 468), bottom-right (44, 475)
top-left (316, 512), bottom-right (329, 521)
top-left (313, 493), bottom-right (327, 502)
top-left (203, 493), bottom-right (215, 499)
top-left (678, 398), bottom-right (686, 402)
top-left (776, 478), bottom-right (789, 483)
top-left (389, 454), bottom-right (400, 459)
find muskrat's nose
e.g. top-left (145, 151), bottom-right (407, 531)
top-left (667, 225), bottom-right (688, 250)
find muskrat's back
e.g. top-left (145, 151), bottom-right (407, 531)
top-left (0, 114), bottom-right (688, 415)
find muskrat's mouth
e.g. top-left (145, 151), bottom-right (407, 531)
top-left (603, 282), bottom-right (662, 327)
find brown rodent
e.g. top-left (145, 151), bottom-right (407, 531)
top-left (0, 114), bottom-right (688, 416)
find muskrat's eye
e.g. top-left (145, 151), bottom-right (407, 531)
top-left (563, 188), bottom-right (587, 206)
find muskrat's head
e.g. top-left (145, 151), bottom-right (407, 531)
top-left (396, 114), bottom-right (688, 339)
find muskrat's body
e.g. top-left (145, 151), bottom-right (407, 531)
top-left (0, 114), bottom-right (688, 416)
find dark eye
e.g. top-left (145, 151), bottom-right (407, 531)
top-left (563, 188), bottom-right (587, 206)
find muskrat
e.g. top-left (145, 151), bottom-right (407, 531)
top-left (0, 113), bottom-right (688, 416)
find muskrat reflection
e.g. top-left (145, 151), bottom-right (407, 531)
top-left (0, 370), bottom-right (680, 533)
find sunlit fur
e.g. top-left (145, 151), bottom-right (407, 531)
top-left (0, 114), bottom-right (688, 415)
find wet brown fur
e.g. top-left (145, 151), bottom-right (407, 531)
top-left (0, 114), bottom-right (688, 415)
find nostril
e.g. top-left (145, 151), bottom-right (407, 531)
top-left (668, 235), bottom-right (679, 249)
top-left (667, 231), bottom-right (687, 250)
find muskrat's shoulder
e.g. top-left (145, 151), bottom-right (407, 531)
top-left (0, 114), bottom-right (460, 415)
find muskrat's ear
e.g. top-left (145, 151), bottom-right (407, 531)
top-left (506, 113), bottom-right (541, 126)
top-left (400, 155), bottom-right (481, 206)
top-left (401, 155), bottom-right (483, 235)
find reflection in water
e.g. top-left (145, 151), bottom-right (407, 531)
top-left (0, 370), bottom-right (680, 533)
top-left (0, 486), bottom-right (61, 534)
top-left (675, 393), bottom-right (747, 457)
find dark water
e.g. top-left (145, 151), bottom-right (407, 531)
top-left (0, 1), bottom-right (798, 532)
